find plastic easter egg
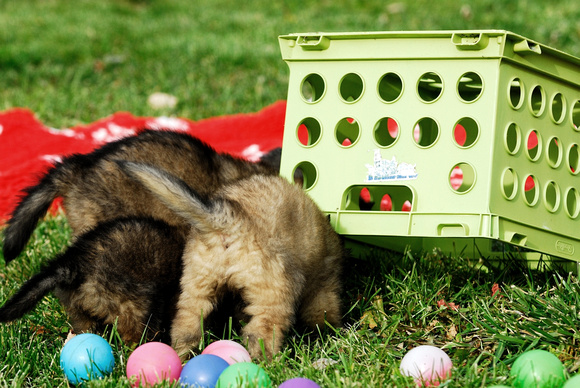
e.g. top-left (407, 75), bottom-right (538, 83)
top-left (180, 354), bottom-right (230, 388)
top-left (380, 194), bottom-right (393, 211)
top-left (216, 362), bottom-right (272, 387)
top-left (60, 333), bottom-right (115, 385)
top-left (510, 349), bottom-right (565, 388)
top-left (279, 377), bottom-right (321, 387)
top-left (564, 374), bottom-right (580, 387)
top-left (126, 342), bottom-right (182, 387)
top-left (202, 340), bottom-right (252, 365)
top-left (400, 345), bottom-right (452, 386)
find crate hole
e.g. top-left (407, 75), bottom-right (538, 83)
top-left (413, 117), bottom-right (439, 147)
top-left (525, 130), bottom-right (542, 161)
top-left (374, 117), bottom-right (399, 147)
top-left (501, 168), bottom-right (518, 200)
top-left (454, 117), bottom-right (479, 147)
top-left (568, 144), bottom-right (579, 174)
top-left (339, 73), bottom-right (364, 102)
top-left (301, 73), bottom-right (325, 103)
top-left (293, 161), bottom-right (317, 190)
top-left (296, 117), bottom-right (321, 147)
top-left (343, 185), bottom-right (412, 212)
top-left (336, 117), bottom-right (360, 147)
top-left (523, 175), bottom-right (539, 206)
top-left (378, 72), bottom-right (403, 102)
top-left (565, 187), bottom-right (580, 219)
top-left (449, 163), bottom-right (475, 193)
top-left (550, 93), bottom-right (566, 124)
top-left (457, 72), bottom-right (483, 102)
top-left (529, 85), bottom-right (545, 117)
top-left (417, 72), bottom-right (443, 102)
top-left (544, 181), bottom-right (560, 213)
top-left (508, 78), bottom-right (524, 109)
top-left (547, 137), bottom-right (562, 168)
top-left (573, 100), bottom-right (580, 130)
top-left (505, 122), bottom-right (521, 155)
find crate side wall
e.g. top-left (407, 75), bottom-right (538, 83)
top-left (489, 61), bottom-right (580, 241)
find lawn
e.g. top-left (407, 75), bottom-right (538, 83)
top-left (1, 0), bottom-right (580, 386)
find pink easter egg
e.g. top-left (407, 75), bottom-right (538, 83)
top-left (126, 342), bottom-right (182, 387)
top-left (202, 340), bottom-right (251, 365)
top-left (400, 345), bottom-right (452, 386)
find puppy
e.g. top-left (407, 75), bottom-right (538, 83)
top-left (0, 162), bottom-right (344, 359)
top-left (2, 130), bottom-right (280, 264)
top-left (0, 217), bottom-right (184, 344)
top-left (119, 161), bottom-right (344, 359)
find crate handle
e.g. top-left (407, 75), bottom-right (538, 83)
top-left (506, 232), bottom-right (528, 246)
top-left (513, 39), bottom-right (542, 55)
top-left (296, 35), bottom-right (330, 51)
top-left (437, 223), bottom-right (469, 236)
top-left (451, 32), bottom-right (489, 50)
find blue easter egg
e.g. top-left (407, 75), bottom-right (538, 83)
top-left (180, 354), bottom-right (230, 387)
top-left (60, 333), bottom-right (115, 384)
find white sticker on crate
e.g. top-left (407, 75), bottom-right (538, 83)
top-left (365, 149), bottom-right (418, 182)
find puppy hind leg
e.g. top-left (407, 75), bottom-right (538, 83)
top-left (170, 286), bottom-right (217, 359)
top-left (240, 280), bottom-right (297, 360)
top-left (299, 282), bottom-right (342, 332)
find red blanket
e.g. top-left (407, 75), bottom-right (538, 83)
top-left (0, 101), bottom-right (287, 223)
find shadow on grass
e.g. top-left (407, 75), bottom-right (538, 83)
top-left (339, 243), bottom-right (578, 369)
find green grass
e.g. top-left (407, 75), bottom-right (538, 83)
top-left (1, 0), bottom-right (580, 386)
top-left (0, 0), bottom-right (579, 127)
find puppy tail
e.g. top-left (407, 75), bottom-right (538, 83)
top-left (3, 163), bottom-right (71, 264)
top-left (116, 161), bottom-right (225, 232)
top-left (0, 254), bottom-right (75, 322)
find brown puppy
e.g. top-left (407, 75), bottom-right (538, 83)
top-left (119, 161), bottom-right (344, 359)
top-left (3, 130), bottom-right (279, 264)
top-left (0, 217), bottom-right (185, 344)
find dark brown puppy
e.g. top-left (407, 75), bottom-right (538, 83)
top-left (0, 217), bottom-right (184, 344)
top-left (3, 130), bottom-right (279, 263)
top-left (120, 162), bottom-right (345, 359)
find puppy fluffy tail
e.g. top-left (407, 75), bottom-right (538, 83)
top-left (3, 164), bottom-right (70, 264)
top-left (116, 161), bottom-right (225, 232)
top-left (0, 253), bottom-right (75, 322)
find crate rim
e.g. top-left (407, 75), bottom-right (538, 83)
top-left (279, 29), bottom-right (580, 66)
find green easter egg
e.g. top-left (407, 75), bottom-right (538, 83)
top-left (563, 374), bottom-right (580, 388)
top-left (216, 362), bottom-right (272, 388)
top-left (510, 350), bottom-right (565, 388)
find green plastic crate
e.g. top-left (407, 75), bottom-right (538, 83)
top-left (278, 30), bottom-right (580, 264)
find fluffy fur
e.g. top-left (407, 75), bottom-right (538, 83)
top-left (0, 130), bottom-right (342, 359)
top-left (119, 161), bottom-right (344, 359)
top-left (0, 217), bottom-right (185, 343)
top-left (2, 130), bottom-right (279, 263)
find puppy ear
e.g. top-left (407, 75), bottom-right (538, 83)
top-left (116, 160), bottom-right (229, 232)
